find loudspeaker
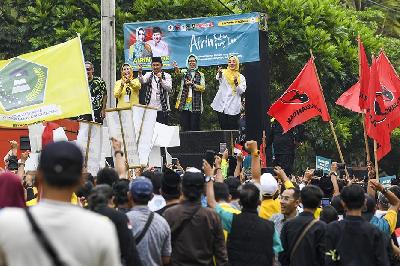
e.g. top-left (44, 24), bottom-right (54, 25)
top-left (168, 130), bottom-right (238, 169)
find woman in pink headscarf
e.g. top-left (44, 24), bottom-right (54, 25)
top-left (0, 172), bottom-right (26, 208)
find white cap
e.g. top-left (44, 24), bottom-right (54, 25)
top-left (260, 173), bottom-right (278, 196)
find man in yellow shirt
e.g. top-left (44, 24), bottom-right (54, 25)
top-left (114, 63), bottom-right (141, 108)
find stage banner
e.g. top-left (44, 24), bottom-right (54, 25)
top-left (0, 37), bottom-right (92, 127)
top-left (123, 12), bottom-right (262, 69)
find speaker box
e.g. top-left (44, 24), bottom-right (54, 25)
top-left (168, 130), bottom-right (238, 169)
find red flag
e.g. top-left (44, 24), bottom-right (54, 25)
top-left (336, 82), bottom-right (363, 113)
top-left (376, 51), bottom-right (400, 131)
top-left (365, 57), bottom-right (391, 161)
top-left (358, 37), bottom-right (370, 110)
top-left (267, 57), bottom-right (330, 132)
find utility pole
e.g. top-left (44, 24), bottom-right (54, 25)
top-left (101, 0), bottom-right (116, 108)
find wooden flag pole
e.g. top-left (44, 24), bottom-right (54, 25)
top-left (373, 140), bottom-right (379, 181)
top-left (84, 123), bottom-right (92, 169)
top-left (362, 114), bottom-right (371, 162)
top-left (230, 131), bottom-right (234, 155)
top-left (310, 49), bottom-right (349, 176)
top-left (117, 110), bottom-right (129, 166)
top-left (136, 107), bottom-right (148, 146)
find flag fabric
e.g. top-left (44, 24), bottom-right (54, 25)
top-left (358, 37), bottom-right (370, 110)
top-left (376, 51), bottom-right (400, 131)
top-left (0, 37), bottom-right (92, 127)
top-left (336, 82), bottom-right (363, 113)
top-left (268, 57), bottom-right (330, 132)
top-left (364, 57), bottom-right (391, 161)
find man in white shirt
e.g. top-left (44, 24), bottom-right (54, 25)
top-left (146, 27), bottom-right (169, 57)
top-left (138, 56), bottom-right (172, 124)
top-left (0, 141), bottom-right (120, 266)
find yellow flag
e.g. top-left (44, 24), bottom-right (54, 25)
top-left (0, 37), bottom-right (92, 127)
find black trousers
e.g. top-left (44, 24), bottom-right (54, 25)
top-left (217, 112), bottom-right (240, 130)
top-left (180, 110), bottom-right (200, 131)
top-left (157, 111), bottom-right (169, 125)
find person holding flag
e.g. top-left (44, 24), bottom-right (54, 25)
top-left (114, 63), bottom-right (141, 108)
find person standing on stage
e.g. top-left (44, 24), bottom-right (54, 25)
top-left (114, 63), bottom-right (141, 108)
top-left (138, 57), bottom-right (172, 124)
top-left (211, 55), bottom-right (246, 130)
top-left (173, 54), bottom-right (205, 131)
top-left (82, 61), bottom-right (107, 123)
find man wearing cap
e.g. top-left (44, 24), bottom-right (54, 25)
top-left (156, 168), bottom-right (181, 216)
top-left (138, 57), bottom-right (172, 124)
top-left (0, 141), bottom-right (120, 266)
top-left (126, 177), bottom-right (171, 266)
top-left (163, 169), bottom-right (228, 265)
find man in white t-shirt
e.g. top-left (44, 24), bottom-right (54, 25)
top-left (0, 141), bottom-right (120, 266)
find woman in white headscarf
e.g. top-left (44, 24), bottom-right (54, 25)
top-left (129, 27), bottom-right (152, 61)
top-left (173, 54), bottom-right (205, 131)
top-left (211, 55), bottom-right (246, 130)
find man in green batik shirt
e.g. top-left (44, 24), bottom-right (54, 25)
top-left (82, 61), bottom-right (107, 123)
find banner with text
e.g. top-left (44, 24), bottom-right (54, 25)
top-left (123, 12), bottom-right (261, 69)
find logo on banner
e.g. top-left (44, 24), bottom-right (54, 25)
top-left (280, 89), bottom-right (309, 104)
top-left (0, 58), bottom-right (48, 111)
top-left (218, 17), bottom-right (259, 26)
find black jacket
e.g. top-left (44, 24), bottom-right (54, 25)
top-left (279, 211), bottom-right (326, 266)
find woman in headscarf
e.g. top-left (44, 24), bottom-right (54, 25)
top-left (211, 55), bottom-right (246, 130)
top-left (114, 63), bottom-right (141, 108)
top-left (0, 172), bottom-right (26, 208)
top-left (129, 27), bottom-right (152, 61)
top-left (173, 54), bottom-right (205, 131)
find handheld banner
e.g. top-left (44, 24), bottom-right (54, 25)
top-left (76, 122), bottom-right (102, 176)
top-left (315, 156), bottom-right (332, 174)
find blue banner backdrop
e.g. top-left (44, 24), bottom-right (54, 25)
top-left (123, 12), bottom-right (261, 70)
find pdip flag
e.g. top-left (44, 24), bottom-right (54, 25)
top-left (268, 57), bottom-right (330, 132)
top-left (336, 82), bottom-right (362, 113)
top-left (0, 37), bottom-right (92, 127)
top-left (358, 37), bottom-right (370, 111)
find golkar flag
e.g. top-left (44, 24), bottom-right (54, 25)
top-left (268, 57), bottom-right (330, 132)
top-left (0, 37), bottom-right (92, 127)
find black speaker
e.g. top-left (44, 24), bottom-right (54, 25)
top-left (168, 130), bottom-right (238, 169)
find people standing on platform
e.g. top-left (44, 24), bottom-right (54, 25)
top-left (138, 57), bottom-right (172, 124)
top-left (80, 61), bottom-right (107, 123)
top-left (211, 55), bottom-right (246, 130)
top-left (114, 63), bottom-right (141, 109)
top-left (173, 54), bottom-right (205, 131)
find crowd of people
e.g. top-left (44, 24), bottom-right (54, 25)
top-left (1, 135), bottom-right (400, 266)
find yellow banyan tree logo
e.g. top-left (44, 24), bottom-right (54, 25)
top-left (0, 58), bottom-right (48, 111)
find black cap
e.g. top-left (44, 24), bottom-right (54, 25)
top-left (162, 168), bottom-right (181, 197)
top-left (152, 57), bottom-right (162, 64)
top-left (39, 141), bottom-right (83, 187)
top-left (182, 170), bottom-right (204, 189)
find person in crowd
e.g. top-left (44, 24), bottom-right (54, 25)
top-left (143, 170), bottom-right (166, 212)
top-left (138, 57), bottom-right (172, 124)
top-left (114, 63), bottom-right (141, 108)
top-left (129, 27), bottom-right (152, 60)
top-left (88, 184), bottom-right (142, 266)
top-left (0, 141), bottom-right (120, 266)
top-left (330, 195), bottom-right (345, 220)
top-left (126, 177), bottom-right (171, 266)
top-left (96, 167), bottom-right (119, 187)
top-left (163, 169), bottom-right (228, 265)
top-left (259, 167), bottom-right (295, 220)
top-left (224, 177), bottom-right (242, 211)
top-left (279, 185), bottom-right (326, 266)
top-left (320, 205), bottom-right (339, 224)
top-left (367, 179), bottom-right (400, 234)
top-left (173, 54), bottom-right (205, 131)
top-left (205, 160), bottom-right (282, 266)
top-left (267, 119), bottom-right (305, 176)
top-left (3, 140), bottom-right (18, 172)
top-left (270, 187), bottom-right (300, 235)
top-left (325, 184), bottom-right (390, 265)
top-left (82, 61), bottom-right (107, 123)
top-left (156, 168), bottom-right (181, 216)
top-left (0, 172), bottom-right (26, 208)
top-left (211, 55), bottom-right (246, 130)
top-left (113, 179), bottom-right (132, 214)
top-left (75, 179), bottom-right (93, 208)
top-left (146, 27), bottom-right (169, 57)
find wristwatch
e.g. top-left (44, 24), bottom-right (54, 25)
top-left (205, 176), bottom-right (215, 183)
